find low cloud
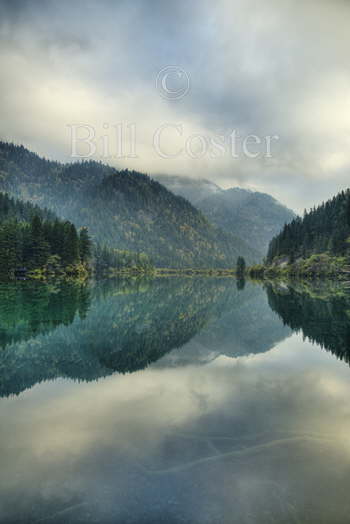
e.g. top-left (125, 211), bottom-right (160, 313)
top-left (0, 0), bottom-right (349, 212)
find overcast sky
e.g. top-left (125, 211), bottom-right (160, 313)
top-left (0, 0), bottom-right (349, 212)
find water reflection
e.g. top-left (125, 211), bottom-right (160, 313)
top-left (0, 281), bottom-right (91, 349)
top-left (1, 278), bottom-right (350, 523)
top-left (267, 280), bottom-right (350, 364)
top-left (0, 278), bottom-right (289, 397)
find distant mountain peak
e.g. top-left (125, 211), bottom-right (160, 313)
top-left (156, 174), bottom-right (295, 255)
top-left (153, 174), bottom-right (223, 205)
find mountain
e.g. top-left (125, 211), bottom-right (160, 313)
top-left (199, 188), bottom-right (296, 254)
top-left (154, 175), bottom-right (295, 254)
top-left (0, 142), bottom-right (259, 268)
top-left (267, 188), bottom-right (350, 263)
top-left (0, 191), bottom-right (152, 278)
top-left (153, 174), bottom-right (223, 205)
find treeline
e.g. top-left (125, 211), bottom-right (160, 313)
top-left (267, 189), bottom-right (350, 263)
top-left (0, 193), bottom-right (91, 278)
top-left (0, 192), bottom-right (153, 279)
top-left (94, 244), bottom-right (153, 274)
top-left (0, 141), bottom-right (258, 268)
top-left (0, 192), bottom-right (56, 223)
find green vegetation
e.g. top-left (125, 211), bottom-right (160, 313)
top-left (197, 187), bottom-right (295, 255)
top-left (155, 268), bottom-right (236, 277)
top-left (252, 188), bottom-right (350, 279)
top-left (249, 254), bottom-right (349, 279)
top-left (267, 189), bottom-right (350, 263)
top-left (0, 192), bottom-right (154, 280)
top-left (156, 176), bottom-right (296, 255)
top-left (93, 244), bottom-right (154, 276)
top-left (0, 141), bottom-right (258, 268)
top-left (0, 192), bottom-right (90, 279)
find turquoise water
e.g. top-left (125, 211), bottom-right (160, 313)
top-left (0, 278), bottom-right (350, 523)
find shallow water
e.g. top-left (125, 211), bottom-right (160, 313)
top-left (0, 278), bottom-right (350, 523)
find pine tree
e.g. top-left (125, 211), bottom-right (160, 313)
top-left (0, 222), bottom-right (18, 278)
top-left (79, 227), bottom-right (91, 264)
top-left (267, 189), bottom-right (350, 262)
top-left (62, 222), bottom-right (80, 266)
top-left (29, 215), bottom-right (49, 268)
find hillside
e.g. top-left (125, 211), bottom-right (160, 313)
top-left (155, 175), bottom-right (295, 254)
top-left (0, 142), bottom-right (259, 267)
top-left (0, 191), bottom-right (153, 279)
top-left (0, 192), bottom-right (89, 278)
top-left (199, 188), bottom-right (295, 254)
top-left (267, 189), bottom-right (350, 263)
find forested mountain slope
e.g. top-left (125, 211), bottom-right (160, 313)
top-left (0, 191), bottom-right (153, 279)
top-left (0, 142), bottom-right (259, 267)
top-left (199, 188), bottom-right (295, 254)
top-left (267, 189), bottom-right (350, 263)
top-left (155, 175), bottom-right (295, 254)
top-left (0, 192), bottom-right (88, 278)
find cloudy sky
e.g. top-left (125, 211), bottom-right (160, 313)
top-left (0, 0), bottom-right (349, 212)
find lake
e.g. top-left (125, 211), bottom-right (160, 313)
top-left (0, 277), bottom-right (350, 523)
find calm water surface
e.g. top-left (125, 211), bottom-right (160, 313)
top-left (0, 278), bottom-right (350, 523)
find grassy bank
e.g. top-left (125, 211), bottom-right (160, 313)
top-left (248, 253), bottom-right (350, 280)
top-left (3, 266), bottom-right (243, 281)
top-left (155, 268), bottom-right (236, 277)
top-left (17, 262), bottom-right (90, 282)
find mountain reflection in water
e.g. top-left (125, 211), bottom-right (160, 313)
top-left (0, 278), bottom-right (289, 397)
top-left (1, 278), bottom-right (350, 524)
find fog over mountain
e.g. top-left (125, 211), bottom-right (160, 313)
top-left (1, 0), bottom-right (349, 212)
top-left (155, 175), bottom-right (295, 254)
top-left (0, 142), bottom-right (260, 267)
top-left (153, 175), bottom-right (223, 205)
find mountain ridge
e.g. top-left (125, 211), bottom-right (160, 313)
top-left (154, 174), bottom-right (296, 254)
top-left (0, 141), bottom-right (259, 267)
